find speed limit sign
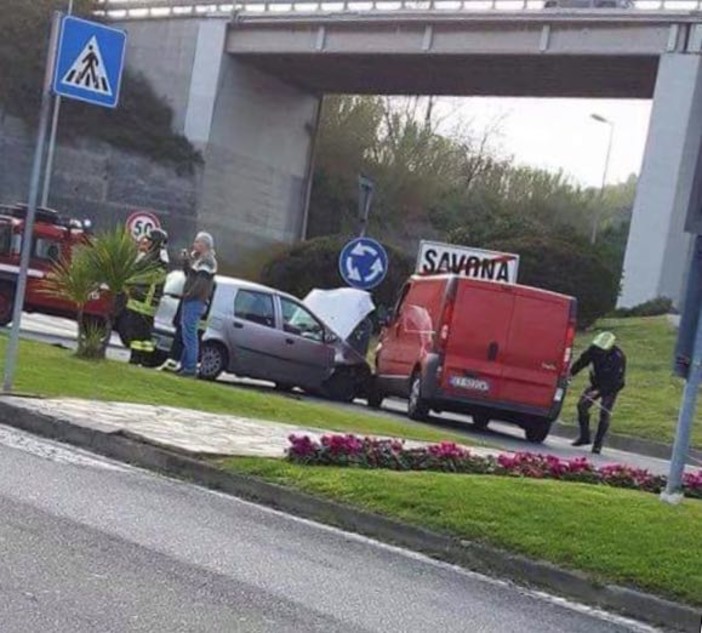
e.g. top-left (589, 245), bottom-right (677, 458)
top-left (126, 211), bottom-right (161, 243)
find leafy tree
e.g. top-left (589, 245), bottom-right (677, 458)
top-left (0, 0), bottom-right (199, 169)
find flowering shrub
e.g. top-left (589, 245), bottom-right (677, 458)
top-left (287, 434), bottom-right (702, 500)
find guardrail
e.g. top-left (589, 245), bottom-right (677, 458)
top-left (94, 0), bottom-right (702, 18)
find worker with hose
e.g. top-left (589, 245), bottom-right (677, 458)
top-left (569, 331), bottom-right (627, 454)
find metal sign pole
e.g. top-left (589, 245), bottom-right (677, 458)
top-left (358, 175), bottom-right (374, 238)
top-left (662, 299), bottom-right (702, 503)
top-left (3, 12), bottom-right (62, 393)
top-left (41, 0), bottom-right (73, 208)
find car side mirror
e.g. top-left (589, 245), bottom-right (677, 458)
top-left (325, 330), bottom-right (339, 344)
top-left (379, 310), bottom-right (394, 327)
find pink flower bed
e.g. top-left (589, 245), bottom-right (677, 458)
top-left (287, 434), bottom-right (702, 500)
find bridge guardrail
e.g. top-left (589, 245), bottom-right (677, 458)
top-left (95, 0), bottom-right (702, 18)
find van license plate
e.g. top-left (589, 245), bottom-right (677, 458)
top-left (450, 376), bottom-right (490, 393)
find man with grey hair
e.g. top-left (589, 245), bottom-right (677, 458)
top-left (178, 231), bottom-right (218, 377)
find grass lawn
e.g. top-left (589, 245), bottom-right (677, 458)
top-left (0, 336), bottom-right (473, 445)
top-left (562, 317), bottom-right (700, 448)
top-left (223, 457), bottom-right (702, 606)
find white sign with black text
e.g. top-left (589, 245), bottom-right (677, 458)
top-left (416, 240), bottom-right (519, 284)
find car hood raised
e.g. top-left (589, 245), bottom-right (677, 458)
top-left (303, 288), bottom-right (375, 341)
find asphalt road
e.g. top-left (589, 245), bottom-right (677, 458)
top-left (9, 314), bottom-right (700, 475)
top-left (0, 424), bottom-right (665, 633)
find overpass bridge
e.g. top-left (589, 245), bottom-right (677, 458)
top-left (96, 0), bottom-right (702, 307)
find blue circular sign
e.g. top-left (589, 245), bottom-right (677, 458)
top-left (339, 237), bottom-right (389, 290)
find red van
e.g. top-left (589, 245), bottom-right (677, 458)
top-left (369, 274), bottom-right (577, 443)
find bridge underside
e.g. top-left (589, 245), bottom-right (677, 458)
top-left (240, 53), bottom-right (658, 98)
top-left (227, 14), bottom-right (690, 98)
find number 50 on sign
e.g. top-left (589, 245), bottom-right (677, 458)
top-left (127, 211), bottom-right (161, 243)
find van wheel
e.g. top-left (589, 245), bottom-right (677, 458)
top-left (323, 369), bottom-right (357, 403)
top-left (472, 414), bottom-right (490, 431)
top-left (524, 418), bottom-right (551, 444)
top-left (199, 342), bottom-right (227, 381)
top-left (408, 372), bottom-right (429, 421)
top-left (0, 283), bottom-right (15, 327)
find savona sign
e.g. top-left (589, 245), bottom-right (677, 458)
top-left (416, 240), bottom-right (519, 284)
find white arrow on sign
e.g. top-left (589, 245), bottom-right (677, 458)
top-left (351, 242), bottom-right (378, 258)
top-left (364, 258), bottom-right (385, 283)
top-left (345, 257), bottom-right (362, 282)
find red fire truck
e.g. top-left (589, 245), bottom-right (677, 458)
top-left (0, 203), bottom-right (111, 327)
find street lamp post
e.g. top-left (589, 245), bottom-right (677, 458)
top-left (590, 113), bottom-right (614, 245)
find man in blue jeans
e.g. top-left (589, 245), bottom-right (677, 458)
top-left (179, 232), bottom-right (217, 377)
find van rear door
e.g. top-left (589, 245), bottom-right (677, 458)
top-left (500, 289), bottom-right (571, 411)
top-left (440, 280), bottom-right (514, 402)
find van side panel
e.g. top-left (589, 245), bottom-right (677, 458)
top-left (500, 292), bottom-right (569, 410)
top-left (440, 282), bottom-right (514, 402)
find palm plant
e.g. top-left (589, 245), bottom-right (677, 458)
top-left (42, 246), bottom-right (99, 358)
top-left (43, 226), bottom-right (160, 360)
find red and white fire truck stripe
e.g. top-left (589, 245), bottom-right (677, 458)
top-left (0, 264), bottom-right (46, 279)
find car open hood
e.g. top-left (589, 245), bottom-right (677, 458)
top-left (303, 288), bottom-right (375, 341)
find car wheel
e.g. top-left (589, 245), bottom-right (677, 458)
top-left (524, 418), bottom-right (551, 443)
top-left (0, 283), bottom-right (15, 327)
top-left (472, 413), bottom-right (490, 431)
top-left (408, 371), bottom-right (429, 421)
top-left (323, 369), bottom-right (357, 403)
top-left (199, 342), bottom-right (227, 381)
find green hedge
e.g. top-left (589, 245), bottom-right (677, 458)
top-left (485, 235), bottom-right (620, 329)
top-left (260, 236), bottom-right (413, 308)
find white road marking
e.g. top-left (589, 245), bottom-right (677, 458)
top-left (201, 489), bottom-right (666, 633)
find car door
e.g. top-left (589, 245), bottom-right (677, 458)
top-left (227, 288), bottom-right (280, 381)
top-left (376, 282), bottom-right (411, 378)
top-left (275, 296), bottom-right (335, 390)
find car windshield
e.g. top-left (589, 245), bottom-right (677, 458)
top-left (280, 298), bottom-right (325, 342)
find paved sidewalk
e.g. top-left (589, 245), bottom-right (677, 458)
top-left (2, 397), bottom-right (498, 459)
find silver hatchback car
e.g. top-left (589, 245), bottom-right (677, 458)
top-left (153, 273), bottom-right (372, 402)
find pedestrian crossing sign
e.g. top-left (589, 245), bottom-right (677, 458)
top-left (53, 16), bottom-right (126, 109)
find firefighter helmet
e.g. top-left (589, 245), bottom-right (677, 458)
top-left (592, 331), bottom-right (616, 351)
top-left (147, 227), bottom-right (168, 245)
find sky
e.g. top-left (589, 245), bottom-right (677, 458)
top-left (435, 97), bottom-right (652, 188)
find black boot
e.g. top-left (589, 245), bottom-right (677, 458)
top-left (572, 437), bottom-right (591, 447)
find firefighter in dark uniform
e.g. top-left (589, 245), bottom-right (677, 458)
top-left (125, 229), bottom-right (169, 366)
top-left (569, 331), bottom-right (627, 454)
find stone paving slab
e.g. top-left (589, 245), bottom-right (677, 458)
top-left (1, 397), bottom-right (494, 460)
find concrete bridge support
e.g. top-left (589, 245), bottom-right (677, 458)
top-left (118, 17), bottom-right (320, 269)
top-left (619, 53), bottom-right (702, 308)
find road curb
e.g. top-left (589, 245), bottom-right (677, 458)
top-left (552, 421), bottom-right (702, 464)
top-left (0, 399), bottom-right (698, 632)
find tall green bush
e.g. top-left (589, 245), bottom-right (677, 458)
top-left (260, 236), bottom-right (414, 309)
top-left (0, 0), bottom-right (200, 170)
top-left (484, 235), bottom-right (620, 329)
